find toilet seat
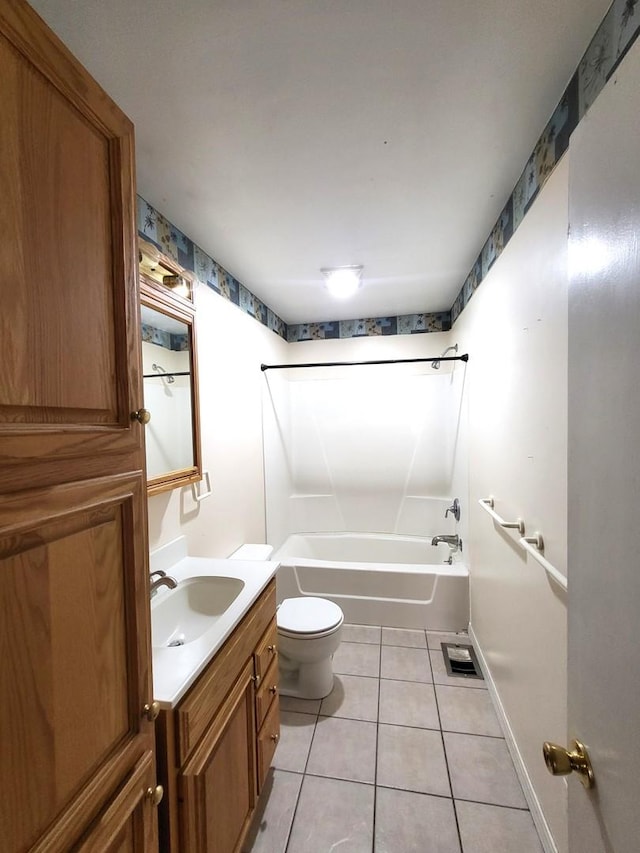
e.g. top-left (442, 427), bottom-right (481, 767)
top-left (277, 597), bottom-right (343, 638)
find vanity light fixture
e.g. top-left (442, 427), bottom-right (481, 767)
top-left (139, 238), bottom-right (195, 302)
top-left (163, 274), bottom-right (191, 299)
top-left (321, 265), bottom-right (363, 299)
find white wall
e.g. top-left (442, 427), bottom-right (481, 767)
top-left (263, 332), bottom-right (465, 547)
top-left (146, 283), bottom-right (288, 558)
top-left (453, 156), bottom-right (569, 852)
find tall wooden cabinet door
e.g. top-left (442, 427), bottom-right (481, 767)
top-left (73, 752), bottom-right (159, 853)
top-left (0, 4), bottom-right (156, 850)
top-left (0, 0), bottom-right (142, 494)
top-left (0, 475), bottom-right (157, 852)
top-left (179, 661), bottom-right (257, 853)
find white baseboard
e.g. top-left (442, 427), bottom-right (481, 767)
top-left (468, 623), bottom-right (558, 853)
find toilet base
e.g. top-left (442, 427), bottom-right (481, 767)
top-left (278, 656), bottom-right (335, 700)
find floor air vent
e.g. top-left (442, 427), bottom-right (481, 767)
top-left (441, 642), bottom-right (483, 680)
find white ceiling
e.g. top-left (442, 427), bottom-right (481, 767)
top-left (32, 0), bottom-right (609, 325)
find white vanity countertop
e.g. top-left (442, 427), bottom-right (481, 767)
top-left (151, 555), bottom-right (279, 708)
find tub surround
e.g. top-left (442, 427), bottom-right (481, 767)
top-left (262, 362), bottom-right (465, 550)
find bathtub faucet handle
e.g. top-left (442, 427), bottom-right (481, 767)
top-left (445, 498), bottom-right (461, 522)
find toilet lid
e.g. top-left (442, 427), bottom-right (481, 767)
top-left (277, 597), bottom-right (343, 635)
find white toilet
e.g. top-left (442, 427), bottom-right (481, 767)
top-left (277, 596), bottom-right (344, 700)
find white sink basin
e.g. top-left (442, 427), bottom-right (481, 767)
top-left (151, 575), bottom-right (245, 647)
top-left (148, 548), bottom-right (278, 708)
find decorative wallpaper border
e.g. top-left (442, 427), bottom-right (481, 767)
top-left (137, 198), bottom-right (288, 340)
top-left (451, 0), bottom-right (639, 323)
top-left (141, 323), bottom-right (189, 351)
top-left (137, 2), bottom-right (639, 341)
top-left (287, 312), bottom-right (451, 341)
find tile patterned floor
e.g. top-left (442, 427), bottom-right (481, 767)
top-left (243, 626), bottom-right (544, 853)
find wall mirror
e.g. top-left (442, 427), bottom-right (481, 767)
top-left (139, 238), bottom-right (202, 495)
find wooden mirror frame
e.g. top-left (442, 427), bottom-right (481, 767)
top-left (139, 239), bottom-right (202, 496)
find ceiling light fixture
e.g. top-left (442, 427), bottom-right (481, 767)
top-left (321, 265), bottom-right (363, 299)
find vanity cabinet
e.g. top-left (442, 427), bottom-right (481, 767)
top-left (0, 2), bottom-right (158, 850)
top-left (156, 581), bottom-right (280, 853)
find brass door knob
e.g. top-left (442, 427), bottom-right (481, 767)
top-left (131, 408), bottom-right (151, 424)
top-left (267, 644), bottom-right (277, 654)
top-left (143, 701), bottom-right (160, 722)
top-left (270, 733), bottom-right (279, 743)
top-left (145, 785), bottom-right (164, 806)
top-left (269, 685), bottom-right (278, 695)
top-left (543, 739), bottom-right (594, 788)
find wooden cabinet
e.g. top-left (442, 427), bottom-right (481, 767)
top-left (179, 660), bottom-right (257, 852)
top-left (0, 2), bottom-right (158, 850)
top-left (73, 753), bottom-right (159, 853)
top-left (157, 581), bottom-right (280, 853)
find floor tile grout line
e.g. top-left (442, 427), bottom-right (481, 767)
top-left (377, 673), bottom-right (487, 691)
top-left (300, 710), bottom-right (320, 776)
top-left (431, 652), bottom-right (465, 853)
top-left (314, 711), bottom-right (507, 740)
top-left (283, 709), bottom-right (321, 853)
top-left (372, 630), bottom-right (382, 850)
top-left (282, 773), bottom-right (305, 853)
top-left (281, 773), bottom-right (304, 853)
top-left (291, 770), bottom-right (533, 814)
top-left (453, 795), bottom-right (532, 813)
top-left (371, 669), bottom-right (382, 852)
top-left (440, 728), bottom-right (506, 740)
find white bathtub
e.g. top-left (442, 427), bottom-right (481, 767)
top-left (272, 532), bottom-right (469, 631)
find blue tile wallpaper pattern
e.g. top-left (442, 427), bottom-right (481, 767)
top-left (141, 323), bottom-right (189, 351)
top-left (287, 312), bottom-right (451, 342)
top-left (137, 2), bottom-right (638, 340)
top-left (451, 0), bottom-right (639, 324)
top-left (137, 198), bottom-right (288, 340)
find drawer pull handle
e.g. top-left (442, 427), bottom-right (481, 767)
top-left (146, 785), bottom-right (164, 806)
top-left (269, 685), bottom-right (278, 695)
top-left (267, 644), bottom-right (277, 654)
top-left (270, 733), bottom-right (279, 743)
top-left (252, 674), bottom-right (261, 688)
top-left (142, 701), bottom-right (160, 722)
top-left (131, 408), bottom-right (151, 425)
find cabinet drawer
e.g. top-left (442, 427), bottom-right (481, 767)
top-left (254, 618), bottom-right (278, 682)
top-left (255, 658), bottom-right (279, 729)
top-left (256, 694), bottom-right (280, 792)
top-left (176, 581), bottom-right (275, 764)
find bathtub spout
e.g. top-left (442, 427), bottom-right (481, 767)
top-left (431, 534), bottom-right (462, 552)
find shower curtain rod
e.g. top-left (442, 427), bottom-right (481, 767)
top-left (142, 371), bottom-right (191, 378)
top-left (260, 354), bottom-right (469, 371)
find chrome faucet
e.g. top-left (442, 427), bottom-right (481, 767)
top-left (150, 573), bottom-right (178, 597)
top-left (431, 534), bottom-right (462, 551)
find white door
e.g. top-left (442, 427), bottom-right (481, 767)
top-left (567, 38), bottom-right (640, 853)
